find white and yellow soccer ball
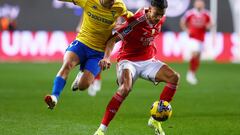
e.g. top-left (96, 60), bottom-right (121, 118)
top-left (150, 100), bottom-right (172, 122)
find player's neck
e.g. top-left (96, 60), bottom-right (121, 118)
top-left (195, 7), bottom-right (204, 12)
top-left (146, 11), bottom-right (154, 25)
top-left (99, 0), bottom-right (112, 9)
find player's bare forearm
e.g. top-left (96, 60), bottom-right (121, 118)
top-left (104, 36), bottom-right (117, 60)
top-left (99, 34), bottom-right (120, 70)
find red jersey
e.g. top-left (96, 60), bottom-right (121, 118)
top-left (116, 8), bottom-right (165, 62)
top-left (181, 9), bottom-right (211, 42)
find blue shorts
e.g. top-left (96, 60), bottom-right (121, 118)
top-left (66, 40), bottom-right (104, 77)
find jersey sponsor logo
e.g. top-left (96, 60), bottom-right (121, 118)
top-left (140, 37), bottom-right (154, 46)
top-left (123, 26), bottom-right (132, 35)
top-left (87, 12), bottom-right (113, 24)
top-left (120, 15), bottom-right (145, 38)
top-left (191, 16), bottom-right (207, 28)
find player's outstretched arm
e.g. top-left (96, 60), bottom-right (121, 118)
top-left (99, 34), bottom-right (120, 70)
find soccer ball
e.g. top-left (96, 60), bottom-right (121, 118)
top-left (150, 100), bottom-right (172, 122)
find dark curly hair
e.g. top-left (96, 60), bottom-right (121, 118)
top-left (151, 0), bottom-right (168, 9)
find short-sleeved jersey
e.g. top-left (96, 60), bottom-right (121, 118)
top-left (74, 0), bottom-right (132, 52)
top-left (116, 8), bottom-right (165, 62)
top-left (181, 8), bottom-right (211, 42)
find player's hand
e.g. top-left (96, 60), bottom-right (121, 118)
top-left (99, 58), bottom-right (111, 71)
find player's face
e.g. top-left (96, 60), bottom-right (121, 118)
top-left (102, 0), bottom-right (115, 8)
top-left (194, 0), bottom-right (205, 10)
top-left (148, 6), bottom-right (166, 25)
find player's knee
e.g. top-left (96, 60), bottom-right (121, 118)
top-left (66, 61), bottom-right (75, 70)
top-left (58, 62), bottom-right (74, 77)
top-left (170, 72), bottom-right (180, 84)
top-left (118, 84), bottom-right (132, 97)
top-left (61, 61), bottom-right (75, 72)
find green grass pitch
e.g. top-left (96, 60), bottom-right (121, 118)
top-left (0, 62), bottom-right (240, 135)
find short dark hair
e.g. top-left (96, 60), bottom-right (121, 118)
top-left (151, 0), bottom-right (168, 9)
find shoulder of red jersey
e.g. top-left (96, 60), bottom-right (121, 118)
top-left (154, 15), bottom-right (166, 30)
top-left (182, 9), bottom-right (195, 19)
top-left (121, 7), bottom-right (147, 26)
top-left (202, 9), bottom-right (211, 16)
top-left (115, 8), bottom-right (147, 40)
top-left (135, 7), bottom-right (147, 15)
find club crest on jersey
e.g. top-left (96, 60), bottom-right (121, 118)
top-left (92, 5), bottom-right (97, 9)
top-left (152, 29), bottom-right (156, 35)
top-left (111, 11), bottom-right (116, 18)
top-left (143, 29), bottom-right (156, 36)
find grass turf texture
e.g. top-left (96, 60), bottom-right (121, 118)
top-left (0, 62), bottom-right (240, 135)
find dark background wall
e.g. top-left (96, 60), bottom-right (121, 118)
top-left (0, 0), bottom-right (234, 32)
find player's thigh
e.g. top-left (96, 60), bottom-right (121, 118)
top-left (155, 65), bottom-right (178, 83)
top-left (65, 40), bottom-right (87, 65)
top-left (78, 58), bottom-right (100, 88)
top-left (189, 38), bottom-right (203, 54)
top-left (192, 51), bottom-right (201, 58)
top-left (117, 69), bottom-right (133, 96)
top-left (62, 51), bottom-right (80, 69)
top-left (140, 59), bottom-right (165, 83)
top-left (117, 60), bottom-right (137, 85)
top-left (84, 58), bottom-right (102, 78)
top-left (121, 69), bottom-right (133, 91)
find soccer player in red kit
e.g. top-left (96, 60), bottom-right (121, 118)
top-left (94, 0), bottom-right (180, 135)
top-left (180, 0), bottom-right (213, 85)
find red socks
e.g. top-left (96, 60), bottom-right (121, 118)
top-left (160, 83), bottom-right (177, 102)
top-left (190, 57), bottom-right (200, 73)
top-left (101, 93), bottom-right (124, 126)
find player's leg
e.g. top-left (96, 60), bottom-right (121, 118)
top-left (187, 51), bottom-right (200, 85)
top-left (94, 61), bottom-right (136, 134)
top-left (71, 71), bottom-right (83, 91)
top-left (142, 60), bottom-right (179, 135)
top-left (45, 40), bottom-right (84, 109)
top-left (150, 65), bottom-right (179, 135)
top-left (94, 73), bottom-right (102, 91)
top-left (77, 48), bottom-right (104, 90)
top-left (71, 72), bottom-right (102, 96)
top-left (71, 44), bottom-right (104, 91)
top-left (186, 38), bottom-right (202, 85)
top-left (155, 65), bottom-right (180, 102)
top-left (45, 51), bottom-right (80, 109)
top-left (140, 59), bottom-right (179, 102)
top-left (94, 69), bottom-right (132, 134)
top-left (148, 117), bottom-right (165, 135)
top-left (77, 69), bottom-right (95, 90)
top-left (88, 73), bottom-right (102, 96)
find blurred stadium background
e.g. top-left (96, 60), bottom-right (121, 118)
top-left (0, 0), bottom-right (240, 135)
top-left (0, 0), bottom-right (240, 62)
